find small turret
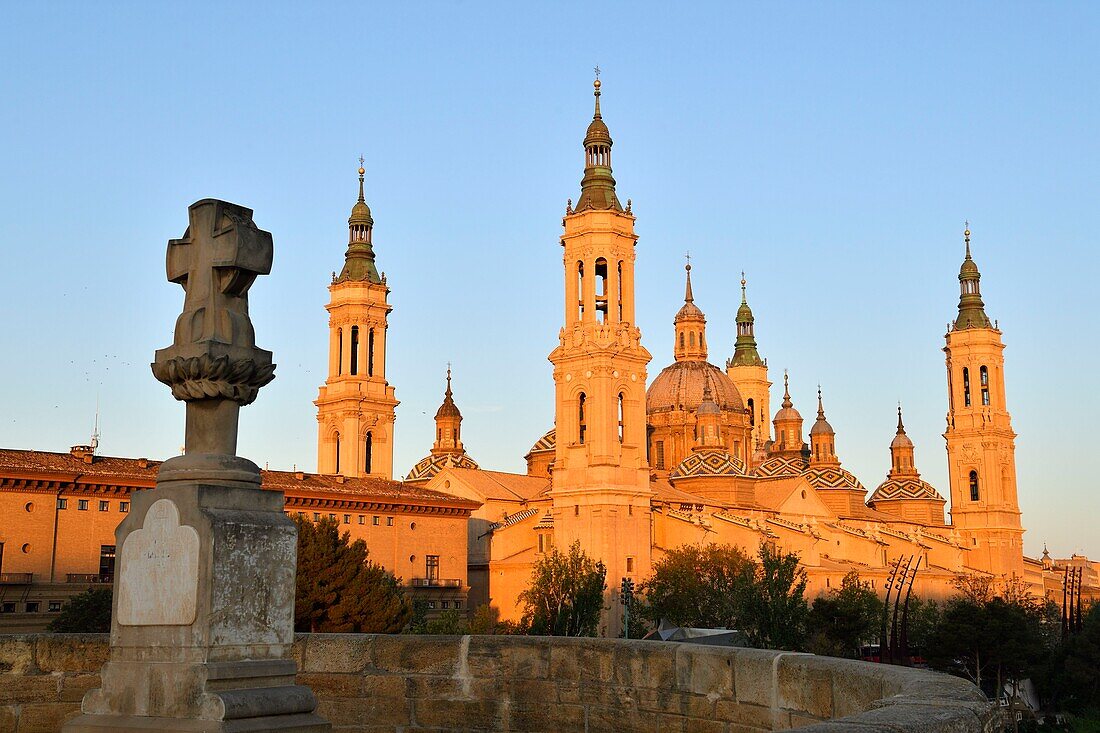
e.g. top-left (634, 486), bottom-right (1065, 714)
top-left (771, 371), bottom-right (805, 458)
top-left (673, 262), bottom-right (708, 362)
top-left (574, 75), bottom-right (622, 213)
top-left (809, 386), bottom-right (839, 466)
top-left (432, 366), bottom-right (464, 455)
top-left (954, 224), bottom-right (991, 330)
top-left (728, 273), bottom-right (763, 367)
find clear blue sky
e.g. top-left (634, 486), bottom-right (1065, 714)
top-left (1, 2), bottom-right (1097, 559)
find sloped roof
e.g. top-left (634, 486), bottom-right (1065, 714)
top-left (869, 477), bottom-right (945, 503)
top-left (437, 467), bottom-right (550, 502)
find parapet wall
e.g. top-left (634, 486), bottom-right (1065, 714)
top-left (0, 634), bottom-right (995, 732)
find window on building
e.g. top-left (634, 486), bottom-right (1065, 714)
top-left (48, 601), bottom-right (62, 613)
top-left (364, 433), bottom-right (373, 474)
top-left (618, 393), bottom-right (625, 443)
top-left (578, 393), bottom-right (586, 444)
top-left (617, 261), bottom-right (624, 320)
top-left (99, 500), bottom-right (109, 512)
top-left (343, 514), bottom-right (350, 525)
top-left (350, 325), bottom-right (360, 375)
top-left (373, 516), bottom-right (380, 526)
top-left (386, 517), bottom-right (394, 527)
top-left (576, 261), bottom-right (585, 320)
top-left (78, 499), bottom-right (89, 511)
top-left (335, 434), bottom-right (341, 474)
top-left (119, 501), bottom-right (129, 513)
top-left (538, 534), bottom-right (546, 554)
top-left (26, 602), bottom-right (39, 613)
top-left (626, 556), bottom-right (635, 574)
top-left (328, 513), bottom-right (337, 521)
top-left (358, 515), bottom-right (365, 525)
top-left (367, 328), bottom-right (375, 376)
top-left (980, 366), bottom-right (990, 406)
top-left (427, 601), bottom-right (436, 610)
top-left (441, 600), bottom-right (449, 610)
top-left (337, 328), bottom-right (343, 376)
top-left (57, 498), bottom-right (67, 510)
top-left (99, 545), bottom-right (116, 581)
top-left (747, 398), bottom-right (755, 428)
top-left (574, 505), bottom-right (580, 517)
top-left (969, 471), bottom-right (980, 501)
top-left (313, 513), bottom-right (321, 521)
top-left (1, 602), bottom-right (15, 614)
top-left (426, 555), bottom-right (440, 581)
top-left (655, 441), bottom-right (665, 470)
top-left (454, 601), bottom-right (461, 610)
top-left (962, 367), bottom-right (971, 407)
top-left (679, 332), bottom-right (685, 350)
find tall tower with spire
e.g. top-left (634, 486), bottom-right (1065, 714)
top-left (315, 163), bottom-right (399, 478)
top-left (549, 75), bottom-right (652, 634)
top-left (943, 225), bottom-right (1023, 579)
top-left (726, 274), bottom-right (771, 454)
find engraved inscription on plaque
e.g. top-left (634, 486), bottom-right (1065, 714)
top-left (117, 499), bottom-right (200, 626)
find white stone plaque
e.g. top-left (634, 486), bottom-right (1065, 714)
top-left (117, 498), bottom-right (200, 626)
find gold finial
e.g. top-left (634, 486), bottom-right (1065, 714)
top-left (593, 65), bottom-right (601, 88)
top-left (685, 250), bottom-right (691, 271)
top-left (964, 220), bottom-right (972, 259)
top-left (358, 154), bottom-right (365, 176)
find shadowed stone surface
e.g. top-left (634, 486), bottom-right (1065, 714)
top-left (4, 634), bottom-right (998, 732)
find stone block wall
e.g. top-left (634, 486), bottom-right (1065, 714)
top-left (1, 634), bottom-right (995, 732)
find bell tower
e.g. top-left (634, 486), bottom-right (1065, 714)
top-left (726, 273), bottom-right (771, 454)
top-left (315, 162), bottom-right (398, 478)
top-left (943, 225), bottom-right (1023, 579)
top-left (549, 75), bottom-right (652, 635)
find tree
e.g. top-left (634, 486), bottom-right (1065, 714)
top-left (807, 571), bottom-right (883, 658)
top-left (293, 516), bottom-right (411, 633)
top-left (904, 596), bottom-right (942, 655)
top-left (467, 604), bottom-right (525, 635)
top-left (639, 543), bottom-right (755, 630)
top-left (47, 587), bottom-right (113, 633)
top-left (425, 609), bottom-right (468, 635)
top-left (519, 541), bottom-right (606, 637)
top-left (742, 543), bottom-right (809, 651)
top-left (925, 597), bottom-right (1046, 699)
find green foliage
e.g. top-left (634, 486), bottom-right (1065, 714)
top-left (925, 596), bottom-right (1046, 695)
top-left (293, 516), bottom-right (411, 633)
top-left (425, 609), bottom-right (468, 635)
top-left (46, 587), bottom-right (112, 633)
top-left (807, 571), bottom-right (883, 658)
top-left (742, 542), bottom-right (809, 651)
top-left (467, 604), bottom-right (525, 635)
top-left (1044, 604), bottom-right (1100, 714)
top-left (519, 541), bottom-right (606, 637)
top-left (639, 543), bottom-right (755, 630)
top-left (904, 596), bottom-right (942, 653)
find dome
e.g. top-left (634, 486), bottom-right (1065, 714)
top-left (670, 448), bottom-right (746, 479)
top-left (809, 417), bottom-right (834, 436)
top-left (803, 466), bottom-right (865, 492)
top-left (647, 361), bottom-right (744, 414)
top-left (869, 477), bottom-right (944, 503)
top-left (675, 300), bottom-right (705, 323)
top-left (349, 200), bottom-right (373, 226)
top-left (435, 397), bottom-right (461, 420)
top-left (751, 455), bottom-right (807, 479)
top-left (890, 431), bottom-right (914, 450)
top-left (585, 117), bottom-right (612, 145)
top-left (959, 257), bottom-right (979, 279)
top-left (526, 428), bottom-right (555, 456)
top-left (773, 404), bottom-right (802, 423)
top-left (405, 452), bottom-right (479, 483)
top-left (736, 301), bottom-right (754, 323)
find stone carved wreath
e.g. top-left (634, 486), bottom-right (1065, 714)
top-left (152, 354), bottom-right (276, 405)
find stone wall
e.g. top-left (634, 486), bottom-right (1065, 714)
top-left (0, 634), bottom-right (995, 732)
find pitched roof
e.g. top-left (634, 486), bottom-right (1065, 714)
top-left (0, 448), bottom-right (479, 509)
top-left (437, 468), bottom-right (550, 502)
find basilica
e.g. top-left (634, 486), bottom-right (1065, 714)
top-left (1, 77), bottom-right (1095, 635)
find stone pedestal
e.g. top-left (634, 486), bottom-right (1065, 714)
top-left (64, 455), bottom-right (330, 733)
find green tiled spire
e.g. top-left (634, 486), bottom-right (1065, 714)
top-left (336, 161), bottom-right (382, 284)
top-left (575, 75), bottom-right (622, 213)
top-left (729, 272), bottom-right (763, 367)
top-left (954, 224), bottom-right (991, 330)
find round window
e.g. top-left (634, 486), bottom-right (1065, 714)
top-left (24, 502), bottom-right (34, 513)
top-left (21, 543), bottom-right (31, 554)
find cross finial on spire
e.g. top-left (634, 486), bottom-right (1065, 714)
top-left (964, 220), bottom-right (971, 259)
top-left (445, 362), bottom-right (453, 397)
top-left (740, 271), bottom-right (747, 303)
top-left (897, 402), bottom-right (905, 433)
top-left (594, 65), bottom-right (601, 80)
top-left (683, 253), bottom-right (694, 303)
top-left (817, 384), bottom-right (825, 418)
top-left (357, 156), bottom-right (366, 202)
top-left (782, 370), bottom-right (792, 408)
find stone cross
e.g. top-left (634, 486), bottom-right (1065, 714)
top-left (152, 199), bottom-right (276, 457)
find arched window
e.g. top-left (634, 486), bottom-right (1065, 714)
top-left (350, 326), bottom-right (360, 375)
top-left (364, 433), bottom-right (373, 475)
top-left (595, 258), bottom-right (608, 324)
top-left (679, 332), bottom-right (685, 350)
top-left (337, 328), bottom-right (343, 376)
top-left (962, 367), bottom-right (971, 407)
top-left (969, 470), bottom-right (979, 501)
top-left (577, 262), bottom-right (585, 320)
top-left (367, 328), bottom-right (375, 376)
top-left (980, 366), bottom-right (990, 406)
top-left (617, 261), bottom-right (623, 321)
top-left (618, 393), bottom-right (625, 443)
top-left (747, 398), bottom-right (755, 428)
top-left (689, 331), bottom-right (695, 348)
top-left (578, 394), bottom-right (587, 444)
top-left (334, 434), bottom-right (341, 474)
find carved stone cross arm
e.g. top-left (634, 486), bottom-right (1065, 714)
top-left (152, 200), bottom-right (276, 457)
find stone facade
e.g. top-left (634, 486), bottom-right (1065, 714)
top-left (0, 634), bottom-right (997, 732)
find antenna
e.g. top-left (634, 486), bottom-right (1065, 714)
top-left (90, 394), bottom-right (101, 455)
